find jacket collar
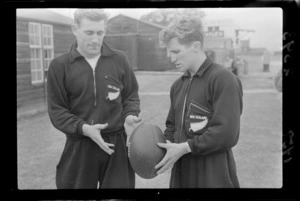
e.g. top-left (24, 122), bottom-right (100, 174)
top-left (182, 57), bottom-right (212, 79)
top-left (69, 41), bottom-right (115, 62)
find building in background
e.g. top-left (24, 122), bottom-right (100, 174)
top-left (17, 9), bottom-right (75, 106)
top-left (202, 18), bottom-right (236, 65)
top-left (16, 9), bottom-right (267, 107)
top-left (105, 14), bottom-right (252, 72)
top-left (105, 14), bottom-right (172, 71)
top-left (16, 11), bottom-right (173, 107)
top-left (202, 18), bottom-right (260, 75)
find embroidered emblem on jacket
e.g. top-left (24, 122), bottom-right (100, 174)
top-left (107, 84), bottom-right (120, 101)
top-left (189, 115), bottom-right (208, 132)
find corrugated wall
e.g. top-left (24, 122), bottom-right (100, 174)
top-left (53, 24), bottom-right (75, 57)
top-left (137, 34), bottom-right (172, 71)
top-left (106, 15), bottom-right (172, 71)
top-left (105, 34), bottom-right (172, 71)
top-left (16, 18), bottom-right (74, 106)
top-left (105, 34), bottom-right (138, 70)
top-left (16, 19), bottom-right (45, 106)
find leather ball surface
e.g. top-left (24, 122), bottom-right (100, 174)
top-left (128, 122), bottom-right (166, 179)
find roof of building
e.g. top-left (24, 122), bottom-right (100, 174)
top-left (17, 9), bottom-right (73, 26)
top-left (109, 14), bottom-right (164, 30)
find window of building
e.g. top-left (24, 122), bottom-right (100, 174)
top-left (28, 22), bottom-right (54, 84)
top-left (29, 22), bottom-right (41, 47)
top-left (42, 24), bottom-right (53, 48)
top-left (30, 48), bottom-right (43, 84)
top-left (43, 49), bottom-right (54, 72)
top-left (42, 24), bottom-right (54, 72)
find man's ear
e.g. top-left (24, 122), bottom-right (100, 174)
top-left (72, 24), bottom-right (78, 36)
top-left (104, 24), bottom-right (108, 34)
top-left (192, 41), bottom-right (202, 52)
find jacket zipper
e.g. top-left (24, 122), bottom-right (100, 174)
top-left (190, 102), bottom-right (211, 114)
top-left (85, 56), bottom-right (99, 107)
top-left (179, 76), bottom-right (193, 140)
top-left (93, 70), bottom-right (97, 106)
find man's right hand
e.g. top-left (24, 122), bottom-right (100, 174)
top-left (82, 123), bottom-right (115, 155)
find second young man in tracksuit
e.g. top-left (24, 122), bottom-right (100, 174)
top-left (47, 9), bottom-right (141, 189)
top-left (155, 16), bottom-right (243, 188)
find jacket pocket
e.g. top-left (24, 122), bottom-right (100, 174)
top-left (185, 101), bottom-right (213, 138)
top-left (105, 75), bottom-right (123, 103)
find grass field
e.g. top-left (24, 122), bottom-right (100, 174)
top-left (17, 55), bottom-right (282, 189)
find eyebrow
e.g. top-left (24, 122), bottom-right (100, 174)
top-left (84, 30), bottom-right (104, 34)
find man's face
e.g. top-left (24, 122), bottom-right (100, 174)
top-left (166, 37), bottom-right (196, 73)
top-left (73, 18), bottom-right (106, 58)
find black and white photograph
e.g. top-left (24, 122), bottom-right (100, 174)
top-left (16, 7), bottom-right (284, 190)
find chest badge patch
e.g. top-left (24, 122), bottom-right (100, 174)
top-left (107, 85), bottom-right (120, 101)
top-left (189, 115), bottom-right (208, 132)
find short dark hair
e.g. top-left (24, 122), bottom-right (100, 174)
top-left (74, 9), bottom-right (109, 26)
top-left (159, 15), bottom-right (205, 48)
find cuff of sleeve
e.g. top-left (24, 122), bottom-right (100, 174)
top-left (187, 139), bottom-right (195, 154)
top-left (164, 136), bottom-right (175, 143)
top-left (123, 112), bottom-right (139, 121)
top-left (77, 121), bottom-right (86, 135)
top-left (184, 142), bottom-right (192, 153)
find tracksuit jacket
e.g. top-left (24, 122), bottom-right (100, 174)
top-left (47, 42), bottom-right (140, 188)
top-left (165, 57), bottom-right (243, 188)
top-left (47, 42), bottom-right (140, 137)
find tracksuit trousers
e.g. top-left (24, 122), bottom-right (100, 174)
top-left (170, 149), bottom-right (240, 188)
top-left (56, 130), bottom-right (135, 189)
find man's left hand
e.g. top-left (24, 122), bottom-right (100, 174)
top-left (155, 141), bottom-right (190, 175)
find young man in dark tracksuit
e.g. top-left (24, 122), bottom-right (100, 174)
top-left (47, 9), bottom-right (141, 189)
top-left (155, 16), bottom-right (243, 188)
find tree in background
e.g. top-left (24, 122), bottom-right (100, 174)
top-left (140, 8), bottom-right (206, 27)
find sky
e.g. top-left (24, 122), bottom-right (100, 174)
top-left (48, 8), bottom-right (282, 51)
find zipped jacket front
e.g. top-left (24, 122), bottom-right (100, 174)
top-left (47, 42), bottom-right (140, 137)
top-left (165, 58), bottom-right (243, 155)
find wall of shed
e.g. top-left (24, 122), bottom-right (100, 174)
top-left (16, 18), bottom-right (74, 106)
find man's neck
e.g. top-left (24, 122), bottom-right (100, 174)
top-left (189, 51), bottom-right (207, 76)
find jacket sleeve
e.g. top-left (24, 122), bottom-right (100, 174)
top-left (121, 54), bottom-right (141, 121)
top-left (47, 59), bottom-right (86, 136)
top-left (187, 70), bottom-right (243, 155)
top-left (164, 84), bottom-right (176, 143)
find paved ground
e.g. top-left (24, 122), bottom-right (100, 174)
top-left (17, 57), bottom-right (282, 189)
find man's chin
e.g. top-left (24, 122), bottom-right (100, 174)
top-left (88, 50), bottom-right (101, 55)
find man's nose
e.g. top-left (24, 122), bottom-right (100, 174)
top-left (91, 34), bottom-right (100, 42)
